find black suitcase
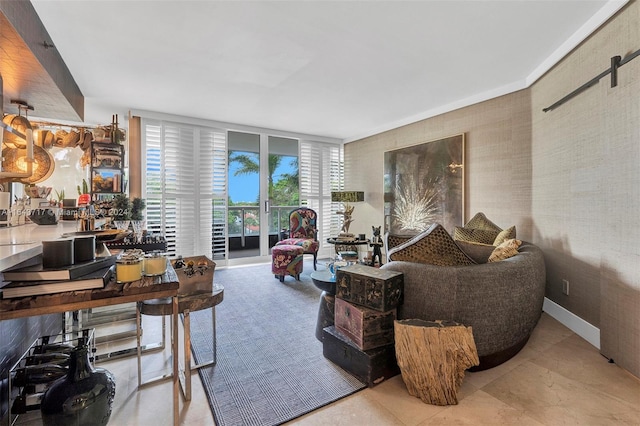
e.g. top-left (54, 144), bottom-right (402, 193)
top-left (322, 325), bottom-right (399, 387)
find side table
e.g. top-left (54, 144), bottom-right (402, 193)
top-left (310, 270), bottom-right (336, 341)
top-left (326, 238), bottom-right (369, 262)
top-left (394, 319), bottom-right (479, 405)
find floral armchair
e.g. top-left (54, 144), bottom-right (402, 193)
top-left (275, 207), bottom-right (319, 270)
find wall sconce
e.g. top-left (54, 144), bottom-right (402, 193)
top-left (331, 191), bottom-right (364, 239)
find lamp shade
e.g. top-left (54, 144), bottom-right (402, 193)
top-left (331, 191), bottom-right (364, 203)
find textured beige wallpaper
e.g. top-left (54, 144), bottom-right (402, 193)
top-left (345, 0), bottom-right (639, 378)
top-left (531, 1), bottom-right (639, 377)
top-left (345, 89), bottom-right (532, 245)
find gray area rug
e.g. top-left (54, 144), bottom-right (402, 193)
top-left (189, 259), bottom-right (366, 426)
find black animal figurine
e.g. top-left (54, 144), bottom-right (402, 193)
top-left (370, 225), bottom-right (383, 266)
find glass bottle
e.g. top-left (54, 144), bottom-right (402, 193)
top-left (40, 340), bottom-right (116, 426)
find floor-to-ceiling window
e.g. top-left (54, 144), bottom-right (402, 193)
top-left (140, 114), bottom-right (341, 265)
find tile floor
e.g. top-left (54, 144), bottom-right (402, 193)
top-left (20, 311), bottom-right (639, 425)
top-left (106, 311), bottom-right (640, 425)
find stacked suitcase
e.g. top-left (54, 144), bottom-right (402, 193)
top-left (322, 264), bottom-right (404, 387)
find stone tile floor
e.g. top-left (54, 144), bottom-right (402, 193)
top-left (16, 312), bottom-right (640, 425)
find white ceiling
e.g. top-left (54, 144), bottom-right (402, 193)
top-left (29, 0), bottom-right (626, 142)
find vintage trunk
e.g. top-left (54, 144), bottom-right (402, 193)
top-left (322, 326), bottom-right (399, 387)
top-left (334, 298), bottom-right (396, 350)
top-left (335, 264), bottom-right (403, 312)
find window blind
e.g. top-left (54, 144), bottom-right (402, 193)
top-left (300, 140), bottom-right (343, 249)
top-left (142, 118), bottom-right (227, 259)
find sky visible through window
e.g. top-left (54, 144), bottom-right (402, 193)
top-left (228, 154), bottom-right (297, 205)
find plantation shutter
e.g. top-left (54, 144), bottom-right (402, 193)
top-left (141, 118), bottom-right (227, 258)
top-left (210, 130), bottom-right (228, 261)
top-left (300, 140), bottom-right (343, 249)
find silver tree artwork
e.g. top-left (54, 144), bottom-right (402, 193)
top-left (384, 134), bottom-right (464, 235)
top-left (393, 172), bottom-right (442, 232)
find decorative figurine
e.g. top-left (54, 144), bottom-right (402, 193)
top-left (336, 205), bottom-right (355, 237)
top-left (370, 225), bottom-right (384, 266)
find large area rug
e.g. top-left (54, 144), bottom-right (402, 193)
top-left (189, 259), bottom-right (366, 426)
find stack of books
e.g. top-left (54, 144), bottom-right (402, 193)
top-left (0, 256), bottom-right (116, 299)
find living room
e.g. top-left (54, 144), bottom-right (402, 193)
top-left (0, 1), bottom-right (639, 425)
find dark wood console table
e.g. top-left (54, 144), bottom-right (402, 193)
top-left (0, 265), bottom-right (181, 426)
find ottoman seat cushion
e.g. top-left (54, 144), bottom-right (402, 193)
top-left (272, 244), bottom-right (304, 282)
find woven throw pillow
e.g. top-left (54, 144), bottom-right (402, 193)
top-left (488, 238), bottom-right (522, 262)
top-left (388, 223), bottom-right (475, 266)
top-left (385, 233), bottom-right (415, 252)
top-left (493, 225), bottom-right (516, 246)
top-left (453, 226), bottom-right (500, 245)
top-left (464, 212), bottom-right (502, 232)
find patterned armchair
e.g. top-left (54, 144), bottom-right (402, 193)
top-left (275, 207), bottom-right (319, 270)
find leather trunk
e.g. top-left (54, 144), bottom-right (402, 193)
top-left (335, 264), bottom-right (403, 312)
top-left (334, 298), bottom-right (396, 350)
top-left (322, 326), bottom-right (399, 387)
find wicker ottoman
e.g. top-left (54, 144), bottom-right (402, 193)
top-left (272, 244), bottom-right (304, 282)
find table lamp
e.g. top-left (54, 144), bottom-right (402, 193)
top-left (331, 191), bottom-right (364, 241)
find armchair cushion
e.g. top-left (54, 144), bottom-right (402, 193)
top-left (278, 238), bottom-right (319, 254)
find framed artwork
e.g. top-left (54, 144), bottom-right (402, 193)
top-left (383, 134), bottom-right (464, 235)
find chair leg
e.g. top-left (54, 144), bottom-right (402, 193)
top-left (313, 253), bottom-right (317, 270)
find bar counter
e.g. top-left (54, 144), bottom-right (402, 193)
top-left (0, 221), bottom-right (80, 271)
top-left (0, 222), bottom-right (182, 425)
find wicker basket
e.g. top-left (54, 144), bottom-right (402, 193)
top-left (171, 255), bottom-right (216, 296)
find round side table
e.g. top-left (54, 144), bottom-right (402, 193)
top-left (310, 270), bottom-right (336, 341)
top-left (326, 238), bottom-right (370, 262)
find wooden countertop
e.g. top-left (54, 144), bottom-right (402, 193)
top-left (0, 261), bottom-right (179, 320)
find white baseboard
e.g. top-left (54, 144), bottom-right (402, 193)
top-left (543, 297), bottom-right (600, 349)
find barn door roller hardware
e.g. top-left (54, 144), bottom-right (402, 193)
top-left (543, 47), bottom-right (640, 112)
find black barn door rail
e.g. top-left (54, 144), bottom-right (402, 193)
top-left (543, 47), bottom-right (640, 112)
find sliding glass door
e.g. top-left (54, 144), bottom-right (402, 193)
top-left (227, 132), bottom-right (299, 262)
top-left (265, 136), bottom-right (299, 252)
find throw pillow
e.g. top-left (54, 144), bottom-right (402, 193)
top-left (385, 233), bottom-right (415, 252)
top-left (488, 239), bottom-right (522, 262)
top-left (454, 240), bottom-right (495, 264)
top-left (388, 223), bottom-right (475, 266)
top-left (493, 225), bottom-right (516, 246)
top-left (453, 226), bottom-right (500, 245)
top-left (464, 212), bottom-right (502, 232)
